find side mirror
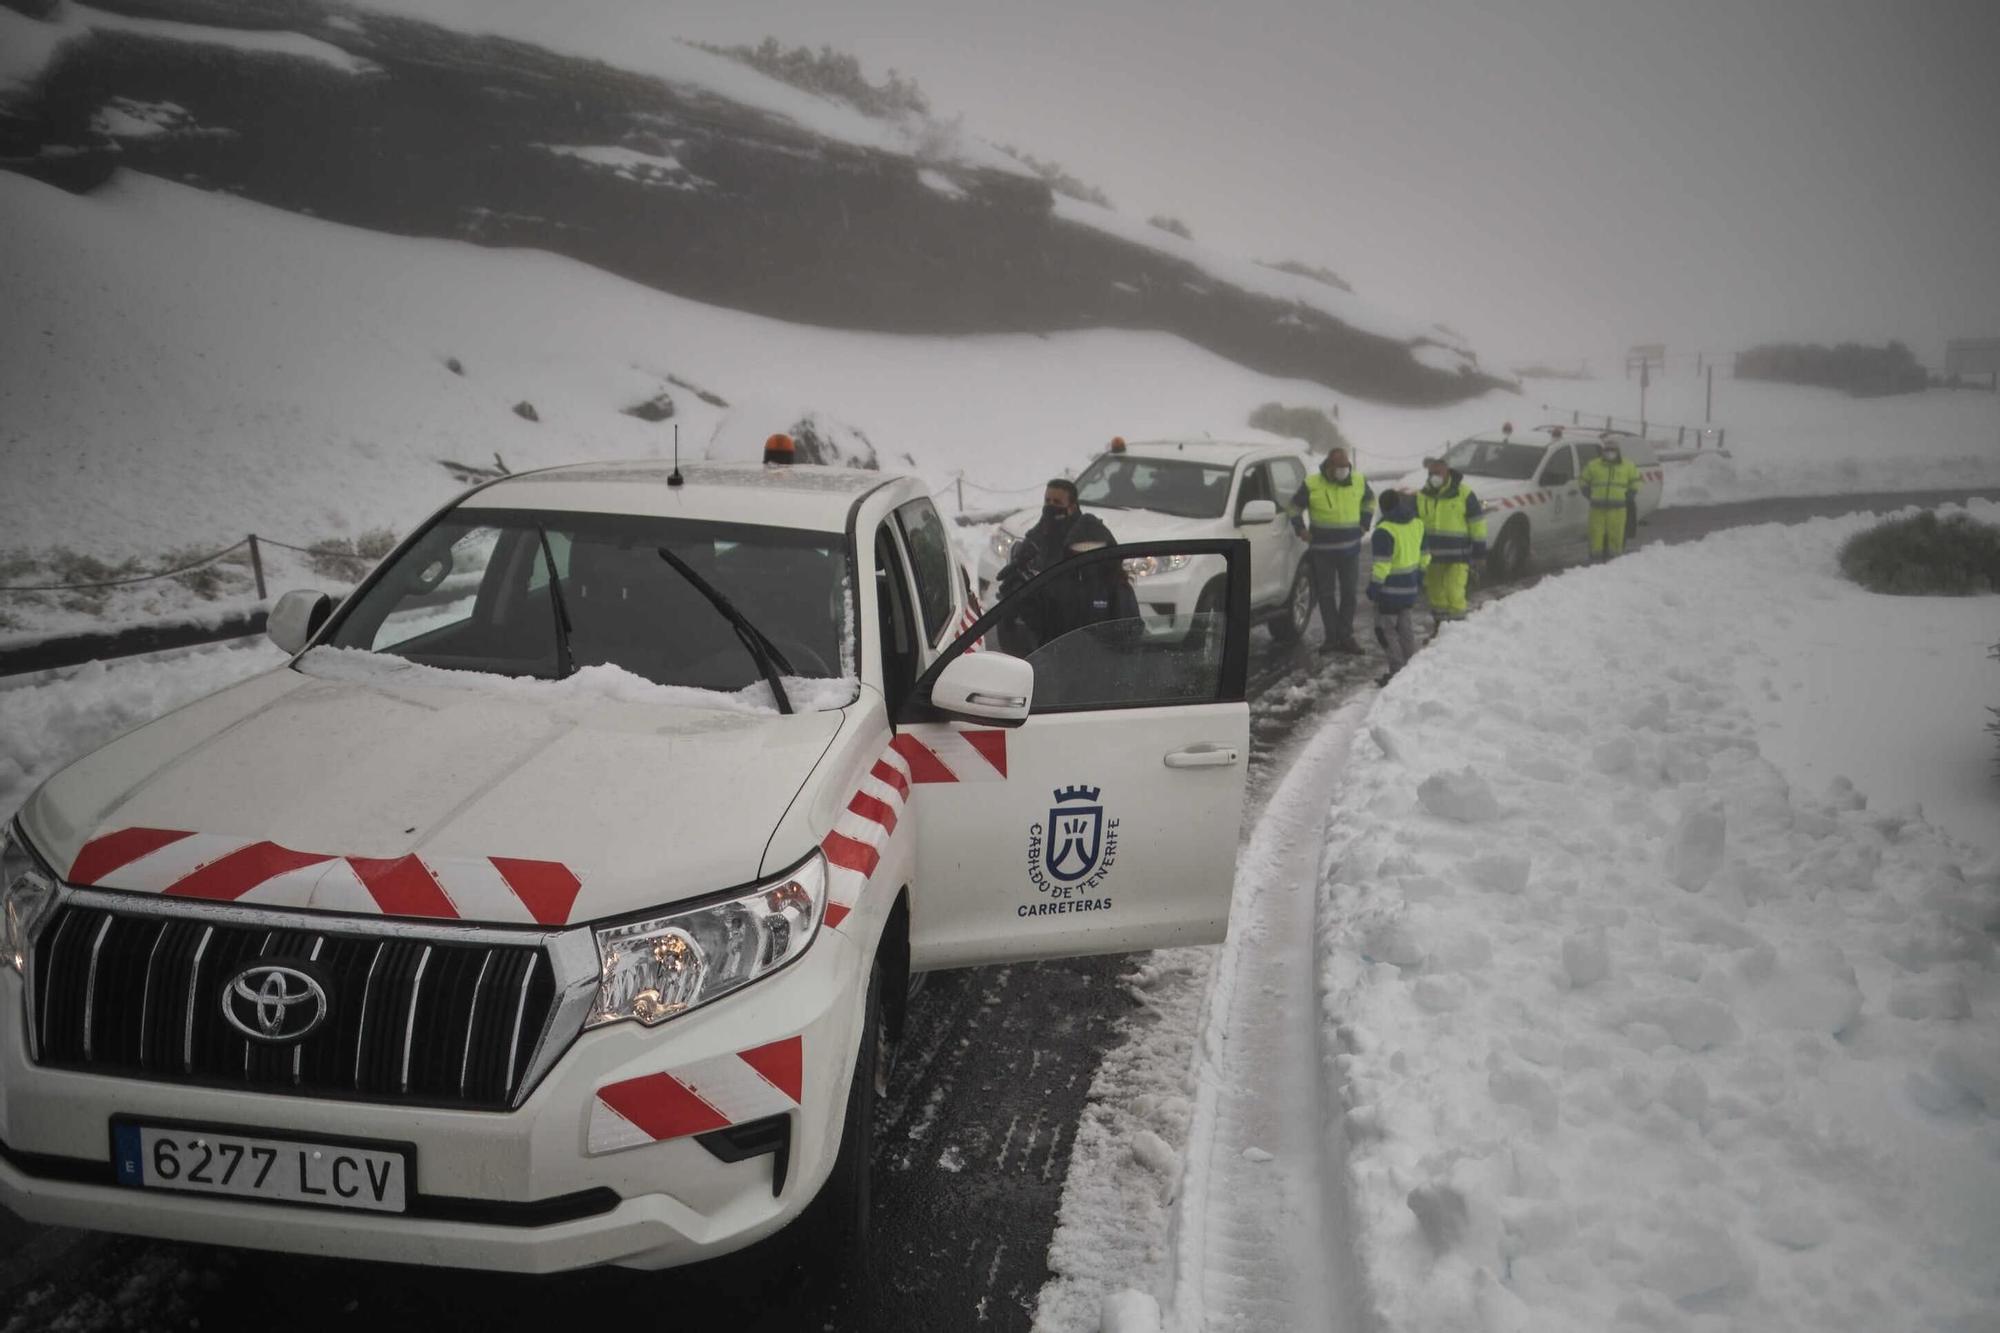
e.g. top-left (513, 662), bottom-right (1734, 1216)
top-left (1238, 499), bottom-right (1279, 526)
top-left (268, 589), bottom-right (333, 655)
top-left (929, 651), bottom-right (1034, 727)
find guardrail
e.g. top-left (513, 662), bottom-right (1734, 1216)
top-left (1533, 407), bottom-right (1726, 453)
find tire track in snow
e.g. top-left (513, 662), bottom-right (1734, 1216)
top-left (1165, 701), bottom-right (1372, 1333)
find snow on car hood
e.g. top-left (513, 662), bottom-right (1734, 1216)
top-left (20, 653), bottom-right (848, 926)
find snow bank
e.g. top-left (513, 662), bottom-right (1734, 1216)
top-left (0, 640), bottom-right (285, 814)
top-left (1314, 503), bottom-right (2000, 1331)
top-left (68, 4), bottom-right (380, 76)
top-left (0, 4), bottom-right (83, 93)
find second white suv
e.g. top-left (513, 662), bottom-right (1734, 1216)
top-left (976, 440), bottom-right (1316, 643)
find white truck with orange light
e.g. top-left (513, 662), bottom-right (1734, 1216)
top-left (1396, 427), bottom-right (1665, 580)
top-left (0, 460), bottom-right (1253, 1276)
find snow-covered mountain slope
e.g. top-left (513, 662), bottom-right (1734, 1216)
top-left (0, 0), bottom-right (1495, 406)
top-left (0, 168), bottom-right (1346, 561)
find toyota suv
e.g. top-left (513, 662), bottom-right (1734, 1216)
top-left (974, 440), bottom-right (1317, 644)
top-left (0, 460), bottom-right (1253, 1275)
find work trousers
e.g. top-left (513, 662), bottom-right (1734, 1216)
top-left (1589, 506), bottom-right (1629, 559)
top-left (1424, 561), bottom-right (1469, 620)
top-left (1309, 547), bottom-right (1361, 646)
top-left (1374, 604), bottom-right (1417, 673)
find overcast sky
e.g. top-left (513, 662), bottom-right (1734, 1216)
top-left (667, 0), bottom-right (2000, 375)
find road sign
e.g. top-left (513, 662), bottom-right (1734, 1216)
top-left (1945, 338), bottom-right (2000, 380)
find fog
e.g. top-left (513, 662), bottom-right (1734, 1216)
top-left (666, 0), bottom-right (2000, 374)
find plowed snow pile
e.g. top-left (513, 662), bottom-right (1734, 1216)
top-left (1316, 502), bottom-right (1999, 1331)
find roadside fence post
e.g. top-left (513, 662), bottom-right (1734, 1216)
top-left (248, 535), bottom-right (267, 600)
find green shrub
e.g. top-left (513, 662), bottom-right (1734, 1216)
top-left (306, 528), bottom-right (399, 585)
top-left (1248, 402), bottom-right (1350, 455)
top-left (1837, 512), bottom-right (2000, 595)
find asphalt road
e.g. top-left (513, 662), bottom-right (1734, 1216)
top-left (4, 486), bottom-right (1996, 1332)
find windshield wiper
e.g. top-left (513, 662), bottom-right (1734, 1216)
top-left (656, 547), bottom-right (796, 715)
top-left (535, 526), bottom-right (575, 679)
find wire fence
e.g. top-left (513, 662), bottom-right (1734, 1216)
top-left (0, 532), bottom-right (336, 597)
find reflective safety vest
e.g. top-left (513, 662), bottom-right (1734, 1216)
top-left (1415, 474), bottom-right (1488, 563)
top-left (1302, 472), bottom-right (1372, 551)
top-left (1369, 516), bottom-right (1429, 609)
top-left (1581, 456), bottom-right (1641, 510)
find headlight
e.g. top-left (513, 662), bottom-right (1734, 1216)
top-left (988, 531), bottom-right (1018, 565)
top-left (1123, 554), bottom-right (1192, 580)
top-left (586, 853), bottom-right (826, 1029)
top-left (2, 821), bottom-right (59, 976)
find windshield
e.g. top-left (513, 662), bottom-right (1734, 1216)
top-left (323, 508), bottom-right (853, 704)
top-left (1443, 439), bottom-right (1546, 481)
top-left (1074, 456), bottom-right (1235, 519)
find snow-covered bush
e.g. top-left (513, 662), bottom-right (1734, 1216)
top-left (1836, 511), bottom-right (2000, 595)
top-left (1247, 401), bottom-right (1350, 455)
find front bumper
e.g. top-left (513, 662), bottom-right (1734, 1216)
top-left (0, 925), bottom-right (868, 1273)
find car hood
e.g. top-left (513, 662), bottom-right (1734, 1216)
top-left (20, 660), bottom-right (845, 927)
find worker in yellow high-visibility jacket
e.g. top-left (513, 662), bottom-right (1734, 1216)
top-left (1580, 438), bottom-right (1642, 561)
top-left (1414, 457), bottom-right (1487, 628)
top-left (1366, 488), bottom-right (1429, 684)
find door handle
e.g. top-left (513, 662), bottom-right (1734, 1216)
top-left (1164, 743), bottom-right (1240, 769)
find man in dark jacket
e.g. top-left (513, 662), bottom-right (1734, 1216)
top-left (996, 479), bottom-right (1126, 654)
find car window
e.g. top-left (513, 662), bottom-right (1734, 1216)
top-left (1443, 439), bottom-right (1543, 480)
top-left (985, 548), bottom-right (1228, 710)
top-left (370, 525), bottom-right (504, 651)
top-left (324, 508), bottom-right (854, 700)
top-left (1270, 456), bottom-right (1306, 500)
top-left (1075, 456), bottom-right (1234, 519)
top-left (875, 526), bottom-right (920, 711)
top-left (1236, 463), bottom-right (1273, 514)
top-left (1540, 446), bottom-right (1574, 486)
top-left (894, 497), bottom-right (955, 645)
top-left (1574, 441), bottom-right (1602, 467)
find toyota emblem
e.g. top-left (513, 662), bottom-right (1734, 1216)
top-left (221, 963), bottom-right (330, 1043)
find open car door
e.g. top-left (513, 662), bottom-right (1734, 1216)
top-left (897, 540), bottom-right (1251, 970)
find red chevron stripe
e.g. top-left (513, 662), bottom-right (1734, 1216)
top-left (596, 1072), bottom-right (731, 1141)
top-left (871, 759), bottom-right (911, 800)
top-left (349, 854), bottom-right (458, 919)
top-left (964, 729), bottom-right (1009, 777)
top-left (848, 791), bottom-right (899, 835)
top-left (737, 1036), bottom-right (804, 1103)
top-left (890, 733), bottom-right (958, 784)
top-left (490, 857), bottom-right (583, 926)
top-left (823, 830), bottom-right (882, 878)
top-left (165, 842), bottom-right (331, 902)
top-left (68, 827), bottom-right (195, 887)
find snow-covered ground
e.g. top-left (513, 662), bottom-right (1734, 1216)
top-left (1082, 500), bottom-right (1999, 1332)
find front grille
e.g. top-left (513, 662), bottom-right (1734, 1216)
top-left (30, 904), bottom-right (559, 1110)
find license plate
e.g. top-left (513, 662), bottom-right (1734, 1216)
top-left (112, 1122), bottom-right (408, 1214)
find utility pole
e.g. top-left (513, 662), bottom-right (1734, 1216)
top-left (1639, 358), bottom-right (1650, 434)
top-left (1705, 365), bottom-right (1714, 423)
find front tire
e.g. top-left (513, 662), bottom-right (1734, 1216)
top-left (1488, 517), bottom-right (1530, 583)
top-left (1268, 559), bottom-right (1314, 643)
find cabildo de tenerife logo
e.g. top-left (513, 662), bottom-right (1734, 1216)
top-left (1023, 784), bottom-right (1118, 918)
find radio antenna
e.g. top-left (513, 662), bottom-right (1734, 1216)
top-left (668, 422), bottom-right (684, 487)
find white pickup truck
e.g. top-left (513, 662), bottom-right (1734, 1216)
top-left (1396, 427), bottom-right (1665, 580)
top-left (0, 460), bottom-right (1253, 1279)
top-left (975, 440), bottom-right (1318, 643)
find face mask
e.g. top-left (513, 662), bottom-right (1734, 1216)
top-left (1605, 451), bottom-right (1621, 464)
top-left (1333, 466), bottom-right (1352, 482)
top-left (1426, 473), bottom-right (1446, 490)
top-left (1043, 503), bottom-right (1067, 521)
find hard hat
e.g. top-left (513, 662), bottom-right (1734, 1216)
top-left (763, 432), bottom-right (796, 465)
